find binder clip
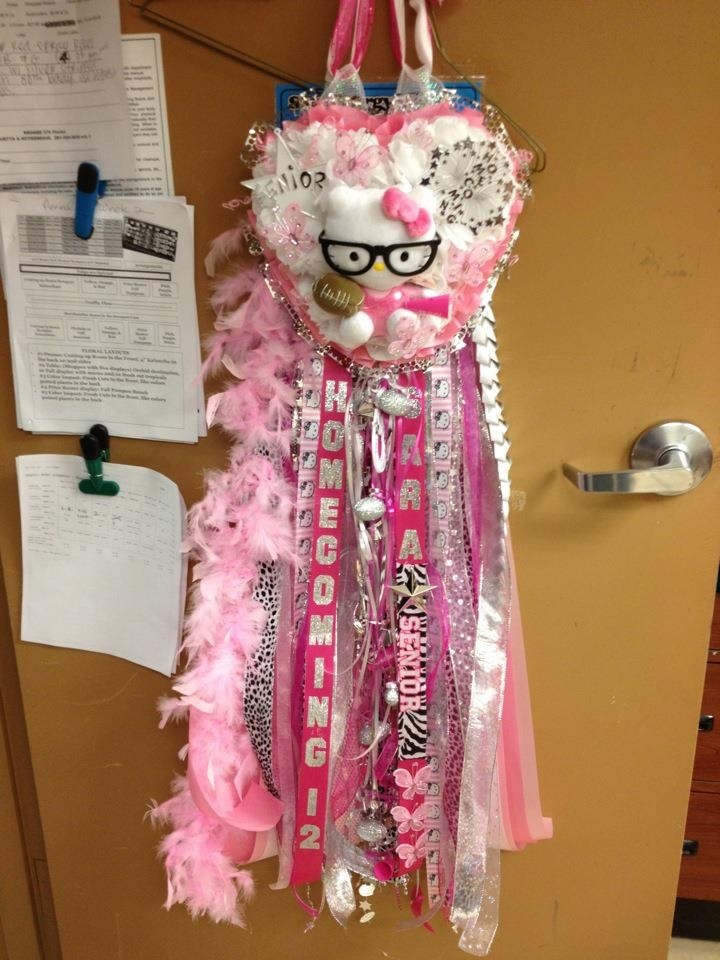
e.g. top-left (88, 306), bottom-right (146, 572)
top-left (74, 163), bottom-right (106, 240)
top-left (78, 424), bottom-right (119, 496)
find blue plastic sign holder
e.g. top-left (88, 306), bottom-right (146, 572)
top-left (275, 80), bottom-right (482, 124)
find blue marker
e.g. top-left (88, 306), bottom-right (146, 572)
top-left (74, 162), bottom-right (107, 239)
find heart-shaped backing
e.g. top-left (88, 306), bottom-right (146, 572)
top-left (245, 93), bottom-right (529, 369)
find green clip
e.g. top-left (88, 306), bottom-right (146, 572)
top-left (78, 424), bottom-right (119, 496)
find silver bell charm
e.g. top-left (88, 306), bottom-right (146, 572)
top-left (353, 495), bottom-right (386, 523)
top-left (356, 398), bottom-right (375, 418)
top-left (359, 720), bottom-right (391, 746)
top-left (357, 815), bottom-right (388, 845)
top-left (384, 680), bottom-right (400, 707)
top-left (359, 723), bottom-right (374, 746)
top-left (374, 387), bottom-right (421, 419)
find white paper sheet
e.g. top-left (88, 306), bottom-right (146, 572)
top-left (106, 34), bottom-right (174, 197)
top-left (17, 454), bottom-right (186, 675)
top-left (0, 192), bottom-right (202, 441)
top-left (0, 0), bottom-right (134, 183)
top-left (0, 34), bottom-right (175, 197)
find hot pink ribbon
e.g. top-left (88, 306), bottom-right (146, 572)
top-left (392, 371), bottom-right (432, 877)
top-left (404, 293), bottom-right (451, 317)
top-left (291, 357), bottom-right (353, 887)
top-left (327, 0), bottom-right (376, 75)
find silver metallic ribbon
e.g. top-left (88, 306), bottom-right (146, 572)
top-left (323, 402), bottom-right (375, 924)
top-left (450, 348), bottom-right (510, 955)
top-left (271, 565), bottom-right (298, 890)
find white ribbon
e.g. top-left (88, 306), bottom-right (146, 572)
top-left (392, 0), bottom-right (434, 73)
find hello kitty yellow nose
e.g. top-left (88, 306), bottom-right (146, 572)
top-left (373, 262), bottom-right (385, 271)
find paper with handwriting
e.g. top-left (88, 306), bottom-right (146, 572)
top-left (17, 454), bottom-right (186, 675)
top-left (0, 34), bottom-right (175, 197)
top-left (0, 0), bottom-right (134, 183)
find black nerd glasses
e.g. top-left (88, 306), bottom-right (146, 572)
top-left (319, 232), bottom-right (441, 278)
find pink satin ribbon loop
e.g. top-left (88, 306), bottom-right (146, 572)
top-left (327, 0), bottom-right (376, 76)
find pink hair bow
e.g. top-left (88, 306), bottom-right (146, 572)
top-left (382, 187), bottom-right (432, 238)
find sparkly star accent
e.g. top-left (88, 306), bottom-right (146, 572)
top-left (390, 580), bottom-right (435, 600)
top-left (391, 565), bottom-right (435, 610)
top-left (423, 137), bottom-right (516, 237)
top-left (242, 134), bottom-right (326, 210)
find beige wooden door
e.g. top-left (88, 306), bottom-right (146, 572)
top-left (0, 2), bottom-right (718, 958)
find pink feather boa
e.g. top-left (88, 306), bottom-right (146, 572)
top-left (150, 267), bottom-right (307, 925)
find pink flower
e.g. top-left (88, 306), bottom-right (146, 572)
top-left (373, 113), bottom-right (406, 148)
top-left (304, 102), bottom-right (374, 131)
top-left (398, 120), bottom-right (434, 152)
top-left (332, 132), bottom-right (383, 186)
top-left (303, 132), bottom-right (326, 168)
top-left (447, 241), bottom-right (498, 287)
top-left (387, 311), bottom-right (435, 360)
top-left (257, 202), bottom-right (315, 268)
top-left (396, 833), bottom-right (428, 869)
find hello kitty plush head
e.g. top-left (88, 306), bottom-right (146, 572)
top-left (320, 184), bottom-right (439, 292)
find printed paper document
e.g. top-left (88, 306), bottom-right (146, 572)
top-left (107, 34), bottom-right (174, 197)
top-left (0, 0), bottom-right (134, 183)
top-left (0, 34), bottom-right (174, 197)
top-left (17, 454), bottom-right (186, 675)
top-left (0, 192), bottom-right (202, 442)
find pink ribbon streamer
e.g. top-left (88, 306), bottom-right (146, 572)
top-left (496, 539), bottom-right (553, 849)
top-left (271, 567), bottom-right (299, 889)
top-left (392, 371), bottom-right (432, 876)
top-left (459, 346), bottom-right (552, 853)
top-left (450, 346), bottom-right (508, 953)
top-left (374, 727), bottom-right (399, 783)
top-left (291, 357), bottom-right (353, 887)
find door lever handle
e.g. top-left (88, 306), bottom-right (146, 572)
top-left (563, 421), bottom-right (713, 496)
